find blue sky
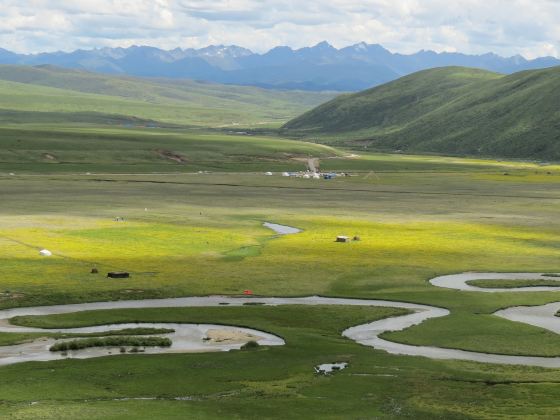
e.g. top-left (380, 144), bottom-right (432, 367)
top-left (2, 0), bottom-right (559, 58)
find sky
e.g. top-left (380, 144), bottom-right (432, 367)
top-left (1, 0), bottom-right (559, 58)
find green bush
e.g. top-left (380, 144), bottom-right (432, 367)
top-left (240, 340), bottom-right (260, 350)
top-left (49, 336), bottom-right (171, 352)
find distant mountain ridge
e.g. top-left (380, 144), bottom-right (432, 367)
top-left (1, 43), bottom-right (559, 91)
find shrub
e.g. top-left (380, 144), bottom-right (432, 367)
top-left (50, 336), bottom-right (172, 352)
top-left (241, 340), bottom-right (260, 350)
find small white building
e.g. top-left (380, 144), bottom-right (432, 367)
top-left (39, 249), bottom-right (52, 256)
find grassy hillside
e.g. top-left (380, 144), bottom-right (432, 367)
top-left (0, 124), bottom-right (340, 173)
top-left (283, 66), bottom-right (560, 160)
top-left (0, 65), bottom-right (335, 128)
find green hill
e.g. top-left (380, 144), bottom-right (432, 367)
top-left (283, 66), bottom-right (560, 160)
top-left (0, 65), bottom-right (335, 128)
top-left (0, 65), bottom-right (341, 173)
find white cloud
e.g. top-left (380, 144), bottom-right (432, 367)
top-left (0, 0), bottom-right (558, 58)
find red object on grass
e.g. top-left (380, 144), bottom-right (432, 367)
top-left (243, 290), bottom-right (253, 295)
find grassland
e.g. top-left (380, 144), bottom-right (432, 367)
top-left (1, 67), bottom-right (560, 417)
top-left (2, 306), bottom-right (560, 419)
top-left (0, 65), bottom-right (335, 128)
top-left (0, 147), bottom-right (559, 417)
top-left (1, 169), bottom-right (559, 303)
top-left (0, 124), bottom-right (341, 174)
top-left (4, 121), bottom-right (560, 175)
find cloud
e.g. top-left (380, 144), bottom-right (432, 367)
top-left (0, 0), bottom-right (557, 58)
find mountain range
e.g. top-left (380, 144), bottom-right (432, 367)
top-left (1, 42), bottom-right (559, 91)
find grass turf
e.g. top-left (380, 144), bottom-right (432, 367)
top-left (0, 143), bottom-right (560, 417)
top-left (2, 305), bottom-right (560, 419)
top-left (0, 124), bottom-right (340, 174)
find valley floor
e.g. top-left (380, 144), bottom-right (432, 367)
top-left (0, 149), bottom-right (560, 418)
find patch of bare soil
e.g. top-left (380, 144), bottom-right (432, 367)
top-left (41, 153), bottom-right (57, 161)
top-left (291, 157), bottom-right (320, 171)
top-left (0, 292), bottom-right (25, 301)
top-left (155, 149), bottom-right (188, 164)
top-left (205, 329), bottom-right (261, 344)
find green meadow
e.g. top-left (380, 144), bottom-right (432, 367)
top-left (0, 65), bottom-right (335, 128)
top-left (1, 67), bottom-right (560, 418)
top-left (0, 124), bottom-right (340, 174)
top-left (1, 148), bottom-right (560, 417)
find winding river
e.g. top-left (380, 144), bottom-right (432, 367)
top-left (0, 223), bottom-right (559, 368)
top-left (430, 272), bottom-right (560, 292)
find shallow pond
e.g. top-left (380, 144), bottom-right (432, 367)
top-left (262, 222), bottom-right (302, 235)
top-left (315, 362), bottom-right (348, 374)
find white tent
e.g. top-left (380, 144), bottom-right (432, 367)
top-left (39, 249), bottom-right (52, 257)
